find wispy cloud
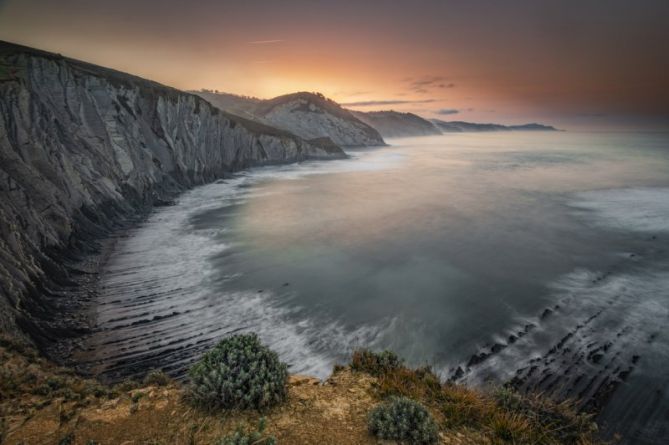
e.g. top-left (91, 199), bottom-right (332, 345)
top-left (340, 91), bottom-right (371, 97)
top-left (406, 76), bottom-right (455, 93)
top-left (247, 39), bottom-right (285, 45)
top-left (342, 99), bottom-right (437, 107)
top-left (436, 108), bottom-right (459, 115)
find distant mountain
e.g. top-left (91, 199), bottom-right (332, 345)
top-left (352, 110), bottom-right (442, 138)
top-left (432, 119), bottom-right (558, 132)
top-left (194, 90), bottom-right (559, 142)
top-left (193, 91), bottom-right (385, 147)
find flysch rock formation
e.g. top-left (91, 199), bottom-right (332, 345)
top-left (194, 90), bottom-right (386, 148)
top-left (0, 41), bottom-right (346, 346)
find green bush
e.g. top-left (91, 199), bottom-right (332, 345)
top-left (188, 333), bottom-right (288, 410)
top-left (114, 379), bottom-right (139, 393)
top-left (368, 396), bottom-right (438, 445)
top-left (218, 417), bottom-right (276, 445)
top-left (351, 349), bottom-right (403, 375)
top-left (143, 369), bottom-right (172, 387)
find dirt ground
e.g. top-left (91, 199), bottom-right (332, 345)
top-left (3, 369), bottom-right (487, 445)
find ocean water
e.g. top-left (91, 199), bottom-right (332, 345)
top-left (78, 132), bottom-right (669, 443)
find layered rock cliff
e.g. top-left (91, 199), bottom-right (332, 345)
top-left (0, 41), bottom-right (345, 342)
top-left (194, 91), bottom-right (386, 148)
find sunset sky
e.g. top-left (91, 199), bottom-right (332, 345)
top-left (1, 0), bottom-right (668, 129)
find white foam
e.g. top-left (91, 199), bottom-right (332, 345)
top-left (88, 150), bottom-right (400, 379)
top-left (570, 187), bottom-right (669, 233)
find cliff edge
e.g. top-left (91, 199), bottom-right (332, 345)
top-left (0, 41), bottom-right (345, 344)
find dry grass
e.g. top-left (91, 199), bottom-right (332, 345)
top-left (350, 349), bottom-right (403, 376)
top-left (1, 337), bottom-right (604, 445)
top-left (353, 350), bottom-right (602, 445)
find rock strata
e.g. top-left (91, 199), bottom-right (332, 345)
top-left (0, 41), bottom-right (345, 344)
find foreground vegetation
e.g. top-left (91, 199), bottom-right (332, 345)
top-left (0, 334), bottom-right (604, 444)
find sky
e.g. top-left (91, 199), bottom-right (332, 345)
top-left (1, 0), bottom-right (668, 129)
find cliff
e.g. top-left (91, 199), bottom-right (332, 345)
top-left (352, 110), bottom-right (442, 138)
top-left (0, 41), bottom-right (345, 343)
top-left (193, 91), bottom-right (386, 148)
top-left (431, 119), bottom-right (558, 132)
top-left (192, 90), bottom-right (261, 121)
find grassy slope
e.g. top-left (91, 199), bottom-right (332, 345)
top-left (0, 337), bottom-right (604, 445)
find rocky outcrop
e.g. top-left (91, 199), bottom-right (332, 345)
top-left (431, 119), bottom-right (558, 132)
top-left (0, 41), bottom-right (345, 342)
top-left (352, 110), bottom-right (442, 138)
top-left (193, 91), bottom-right (386, 148)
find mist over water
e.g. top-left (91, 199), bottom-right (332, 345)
top-left (78, 132), bottom-right (669, 443)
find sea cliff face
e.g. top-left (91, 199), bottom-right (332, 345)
top-left (194, 91), bottom-right (386, 148)
top-left (0, 42), bottom-right (345, 342)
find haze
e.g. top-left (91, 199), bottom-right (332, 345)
top-left (1, 0), bottom-right (668, 129)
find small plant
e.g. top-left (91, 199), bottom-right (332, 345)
top-left (493, 386), bottom-right (597, 443)
top-left (114, 378), bottom-right (139, 393)
top-left (91, 385), bottom-right (108, 398)
top-left (490, 411), bottom-right (532, 442)
top-left (143, 369), bottom-right (172, 386)
top-left (47, 376), bottom-right (65, 390)
top-left (376, 366), bottom-right (442, 400)
top-left (368, 396), bottom-right (438, 445)
top-left (218, 417), bottom-right (276, 445)
top-left (188, 333), bottom-right (288, 410)
top-left (32, 383), bottom-right (51, 396)
top-left (131, 391), bottom-right (144, 403)
top-left (58, 433), bottom-right (74, 445)
top-left (351, 349), bottom-right (403, 375)
top-left (0, 417), bottom-right (7, 444)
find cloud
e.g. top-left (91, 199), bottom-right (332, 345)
top-left (436, 108), bottom-right (459, 115)
top-left (342, 99), bottom-right (437, 107)
top-left (407, 76), bottom-right (454, 92)
top-left (336, 90), bottom-right (370, 97)
top-left (247, 39), bottom-right (285, 45)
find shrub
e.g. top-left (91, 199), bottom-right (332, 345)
top-left (188, 333), bottom-right (288, 410)
top-left (376, 366), bottom-right (442, 400)
top-left (131, 392), bottom-right (144, 403)
top-left (143, 369), bottom-right (172, 387)
top-left (351, 349), bottom-right (403, 375)
top-left (114, 379), bottom-right (139, 393)
top-left (490, 411), bottom-right (532, 442)
top-left (368, 396), bottom-right (439, 445)
top-left (493, 387), bottom-right (597, 443)
top-left (218, 417), bottom-right (276, 445)
top-left (58, 433), bottom-right (74, 445)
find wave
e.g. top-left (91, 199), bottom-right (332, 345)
top-left (449, 187), bottom-right (669, 443)
top-left (77, 149), bottom-right (400, 381)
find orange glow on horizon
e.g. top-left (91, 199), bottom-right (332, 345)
top-left (1, 0), bottom-right (667, 129)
